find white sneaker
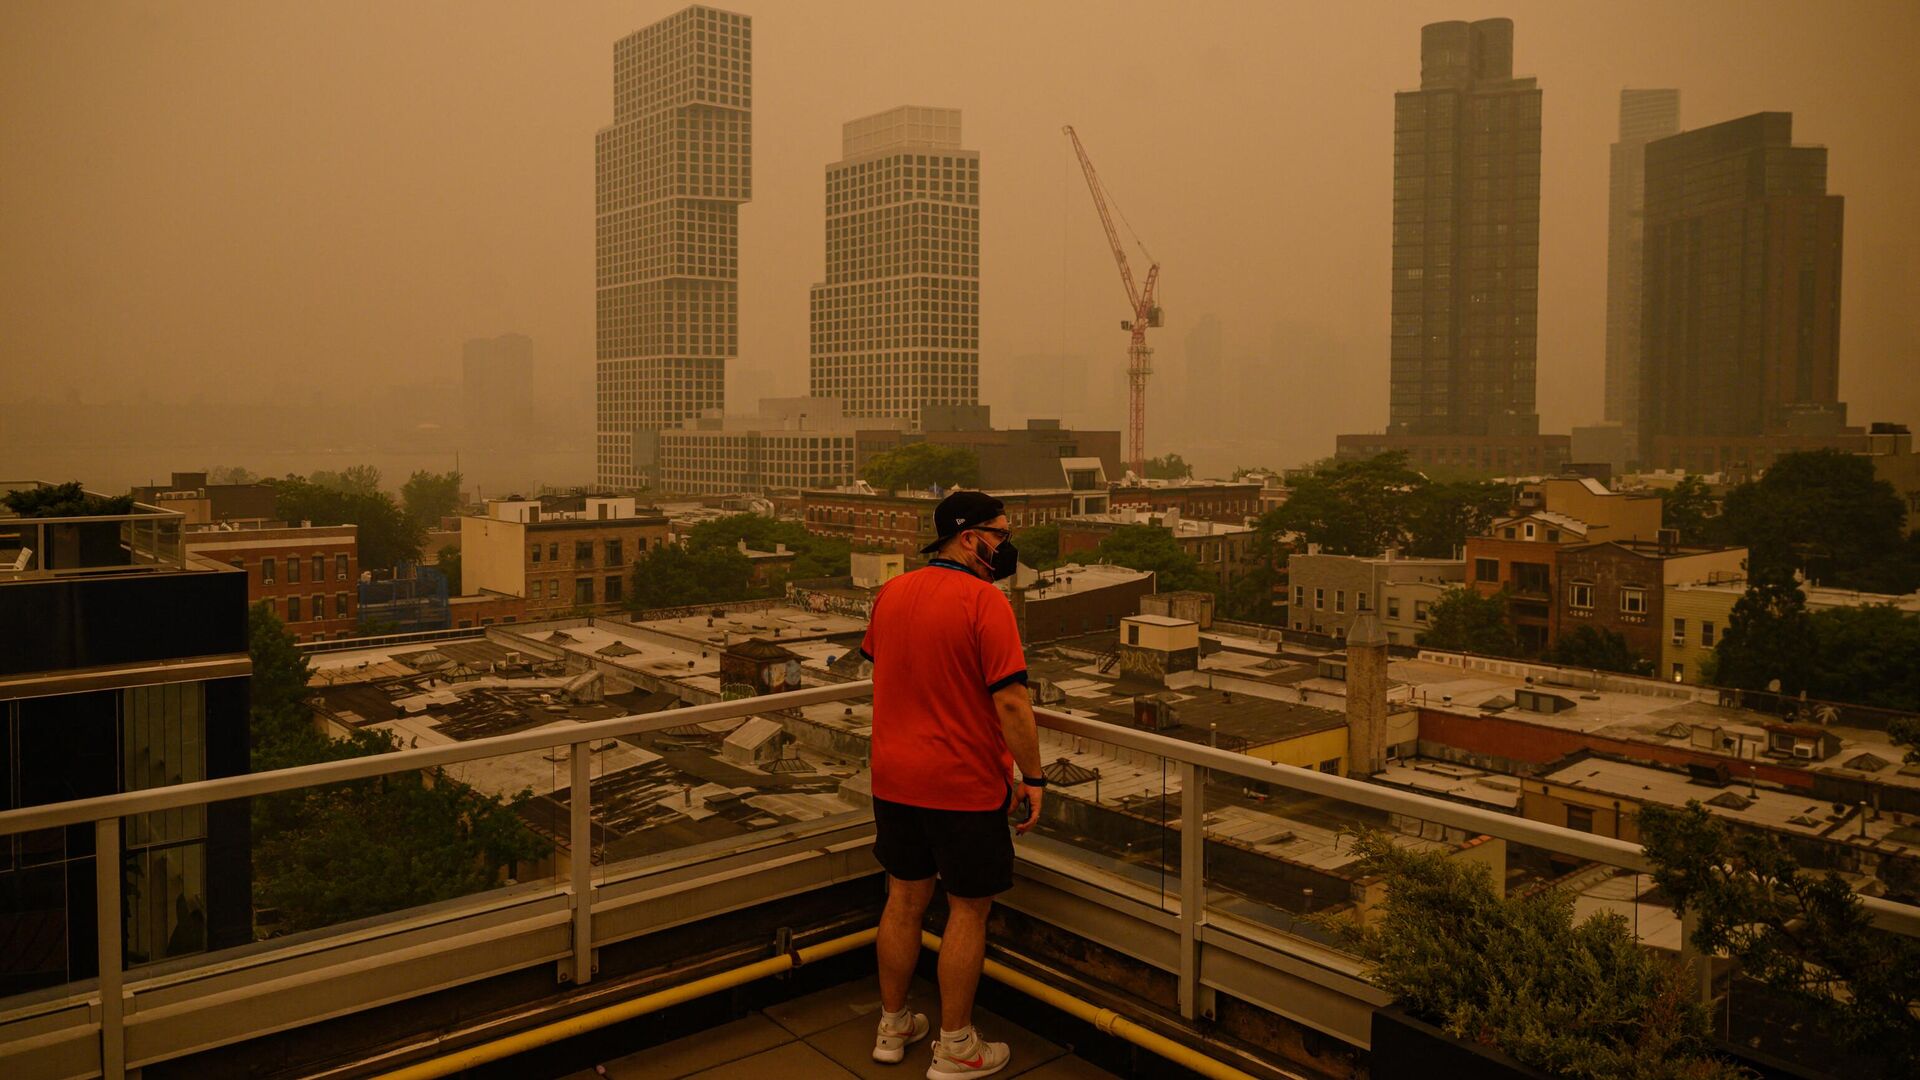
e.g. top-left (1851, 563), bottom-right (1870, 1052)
top-left (872, 1008), bottom-right (930, 1064)
top-left (926, 1028), bottom-right (1009, 1079)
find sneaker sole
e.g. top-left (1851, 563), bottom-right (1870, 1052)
top-left (926, 1060), bottom-right (1008, 1080)
top-left (873, 1021), bottom-right (929, 1063)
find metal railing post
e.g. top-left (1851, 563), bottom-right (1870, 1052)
top-left (94, 818), bottom-right (124, 1080)
top-left (567, 741), bottom-right (593, 985)
top-left (1176, 761), bottom-right (1208, 1021)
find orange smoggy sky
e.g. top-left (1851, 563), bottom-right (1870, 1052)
top-left (3, 1), bottom-right (1916, 466)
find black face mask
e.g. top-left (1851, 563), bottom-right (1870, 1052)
top-left (976, 536), bottom-right (1019, 581)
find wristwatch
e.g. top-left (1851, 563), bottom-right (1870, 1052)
top-left (1020, 775), bottom-right (1048, 789)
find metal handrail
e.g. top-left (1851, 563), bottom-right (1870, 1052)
top-left (3, 679), bottom-right (1917, 938)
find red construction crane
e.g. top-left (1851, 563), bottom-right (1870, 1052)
top-left (1063, 124), bottom-right (1162, 477)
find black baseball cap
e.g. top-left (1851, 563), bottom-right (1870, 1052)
top-left (921, 490), bottom-right (1007, 554)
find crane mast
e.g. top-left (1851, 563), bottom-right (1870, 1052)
top-left (1063, 125), bottom-right (1161, 477)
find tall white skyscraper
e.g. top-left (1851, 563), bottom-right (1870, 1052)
top-left (595, 5), bottom-right (751, 490)
top-left (809, 106), bottom-right (979, 427)
top-left (1604, 88), bottom-right (1680, 451)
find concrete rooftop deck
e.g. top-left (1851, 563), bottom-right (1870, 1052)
top-left (563, 975), bottom-right (1121, 1080)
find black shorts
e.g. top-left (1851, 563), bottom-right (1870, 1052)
top-left (871, 791), bottom-right (1014, 899)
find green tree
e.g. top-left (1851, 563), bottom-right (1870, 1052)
top-left (1658, 475), bottom-right (1717, 544)
top-left (270, 475), bottom-right (423, 571)
top-left (1546, 624), bottom-right (1653, 676)
top-left (1406, 479), bottom-right (1513, 559)
top-left (309, 465), bottom-right (384, 497)
top-left (861, 443), bottom-right (980, 492)
top-left (1717, 450), bottom-right (1913, 591)
top-left (2, 481), bottom-right (132, 517)
top-left (1142, 453), bottom-right (1193, 480)
top-left (1639, 802), bottom-right (1920, 1074)
top-left (1085, 524), bottom-right (1213, 593)
top-left (1711, 570), bottom-right (1815, 696)
top-left (247, 602), bottom-right (546, 933)
top-left (1417, 586), bottom-right (1519, 657)
top-left (683, 514), bottom-right (850, 582)
top-left (400, 470), bottom-right (463, 530)
top-left (1801, 604), bottom-right (1920, 713)
top-left (625, 541), bottom-right (752, 610)
top-left (1221, 527), bottom-right (1292, 623)
top-left (1266, 453), bottom-right (1428, 556)
top-left (1012, 522), bottom-right (1060, 569)
top-left (205, 465), bottom-right (260, 485)
top-left (435, 544), bottom-right (462, 595)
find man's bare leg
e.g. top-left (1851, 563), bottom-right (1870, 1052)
top-left (938, 894), bottom-right (994, 1032)
top-left (878, 875), bottom-right (936, 1013)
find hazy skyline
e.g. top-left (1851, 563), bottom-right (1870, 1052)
top-left (5, 1), bottom-right (1918, 470)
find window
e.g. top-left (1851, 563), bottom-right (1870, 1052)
top-left (1523, 523), bottom-right (1536, 540)
top-left (605, 575), bottom-right (623, 604)
top-left (574, 541), bottom-right (594, 567)
top-left (261, 557), bottom-right (276, 584)
top-left (1318, 758), bottom-right (1341, 775)
top-left (1293, 585), bottom-right (1305, 607)
top-left (546, 580), bottom-right (559, 600)
top-left (1334, 590), bottom-right (1346, 613)
top-left (531, 545), bottom-right (542, 564)
top-left (1314, 588), bottom-right (1325, 610)
top-left (1357, 592), bottom-right (1372, 611)
top-left (286, 555), bottom-right (300, 584)
top-left (1546, 529), bottom-right (1560, 543)
top-left (1672, 663), bottom-right (1686, 682)
top-left (1565, 806), bottom-right (1594, 833)
top-left (335, 593), bottom-right (349, 618)
top-left (287, 596), bottom-right (301, 621)
top-left (1672, 617), bottom-right (1686, 645)
top-left (1502, 527), bottom-right (1516, 539)
top-left (1701, 621), bottom-right (1715, 647)
top-left (1620, 587), bottom-right (1647, 615)
top-left (310, 594), bottom-right (322, 620)
top-left (548, 543), bottom-right (559, 561)
top-left (336, 554), bottom-right (349, 580)
top-left (605, 539), bottom-right (623, 567)
top-left (312, 555), bottom-right (324, 582)
top-left (574, 578), bottom-right (594, 606)
top-left (1568, 582), bottom-right (1594, 609)
top-left (1387, 597), bottom-right (1401, 619)
top-left (259, 597), bottom-right (274, 618)
top-left (1127, 624), bottom-right (1140, 645)
top-left (1414, 600), bottom-right (1430, 623)
top-left (1474, 558), bottom-right (1500, 582)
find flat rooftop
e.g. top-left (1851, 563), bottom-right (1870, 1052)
top-left (1027, 652), bottom-right (1347, 751)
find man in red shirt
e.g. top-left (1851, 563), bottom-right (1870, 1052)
top-left (860, 490), bottom-right (1045, 1079)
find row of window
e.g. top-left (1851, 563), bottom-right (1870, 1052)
top-left (1292, 585), bottom-right (1427, 622)
top-left (241, 552), bottom-right (351, 585)
top-left (259, 593), bottom-right (351, 622)
top-left (528, 575), bottom-right (625, 606)
top-left (1566, 582), bottom-right (1648, 615)
top-left (530, 539), bottom-right (634, 568)
top-left (1672, 617), bottom-right (1717, 648)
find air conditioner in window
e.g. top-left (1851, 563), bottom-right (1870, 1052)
top-left (1792, 745), bottom-right (1815, 760)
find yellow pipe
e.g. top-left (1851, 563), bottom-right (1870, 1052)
top-left (376, 927), bottom-right (878, 1080)
top-left (920, 930), bottom-right (1260, 1080)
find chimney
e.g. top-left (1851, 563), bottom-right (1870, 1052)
top-left (1344, 614), bottom-right (1390, 777)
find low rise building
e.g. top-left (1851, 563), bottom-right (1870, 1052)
top-left (1058, 509), bottom-right (1255, 589)
top-left (1287, 550), bottom-right (1466, 645)
top-left (1664, 576), bottom-right (1920, 685)
top-left (799, 486), bottom-right (1075, 554)
top-left (853, 411), bottom-right (1123, 491)
top-left (130, 471), bottom-right (277, 525)
top-left (1513, 475), bottom-right (1663, 542)
top-left (461, 495), bottom-right (670, 616)
top-left (446, 589), bottom-right (527, 629)
top-left (1555, 540), bottom-right (1747, 673)
top-left (1011, 563), bottom-right (1155, 644)
top-left (184, 522), bottom-right (360, 642)
top-left (1107, 479), bottom-right (1261, 523)
top-left (650, 397), bottom-right (896, 495)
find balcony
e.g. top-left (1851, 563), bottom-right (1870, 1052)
top-left (0, 488), bottom-right (187, 580)
top-left (3, 676), bottom-right (1916, 1079)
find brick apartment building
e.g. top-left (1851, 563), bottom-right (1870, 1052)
top-left (131, 471), bottom-right (277, 525)
top-left (1057, 511), bottom-right (1255, 590)
top-left (461, 496), bottom-right (670, 616)
top-left (1555, 540), bottom-right (1747, 671)
top-left (1287, 550), bottom-right (1466, 645)
top-left (184, 523), bottom-right (359, 642)
top-left (1108, 481), bottom-right (1261, 523)
top-left (799, 488), bottom-right (1075, 555)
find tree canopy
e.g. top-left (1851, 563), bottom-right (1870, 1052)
top-left (2, 481), bottom-right (133, 518)
top-left (1141, 453), bottom-right (1193, 480)
top-left (1080, 524), bottom-right (1213, 593)
top-left (683, 514), bottom-right (850, 581)
top-left (1657, 475), bottom-right (1717, 544)
top-left (624, 541), bottom-right (753, 611)
top-left (1713, 574), bottom-right (1920, 711)
top-left (1711, 570), bottom-right (1817, 697)
top-left (1417, 586), bottom-right (1519, 657)
top-left (861, 443), bottom-right (980, 492)
top-left (308, 465), bottom-right (384, 497)
top-left (270, 474), bottom-right (423, 571)
top-left (1012, 522), bottom-right (1059, 569)
top-left (1258, 453), bottom-right (1511, 559)
top-left (247, 602), bottom-right (546, 933)
top-left (400, 470), bottom-right (463, 530)
top-left (1717, 451), bottom-right (1916, 591)
top-left (1545, 624), bottom-right (1653, 676)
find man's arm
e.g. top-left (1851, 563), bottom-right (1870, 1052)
top-left (993, 683), bottom-right (1044, 833)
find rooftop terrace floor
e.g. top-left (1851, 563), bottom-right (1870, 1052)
top-left (560, 975), bottom-right (1120, 1080)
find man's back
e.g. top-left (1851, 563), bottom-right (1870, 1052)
top-left (862, 563), bottom-right (1027, 812)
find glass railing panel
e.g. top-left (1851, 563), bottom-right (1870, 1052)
top-left (0, 817), bottom-right (100, 1014)
top-left (1024, 722), bottom-right (1177, 912)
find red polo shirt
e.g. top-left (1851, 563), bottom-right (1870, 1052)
top-left (861, 560), bottom-right (1028, 811)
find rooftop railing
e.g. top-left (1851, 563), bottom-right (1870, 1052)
top-left (0, 502), bottom-right (187, 580)
top-left (2, 679), bottom-right (1916, 1078)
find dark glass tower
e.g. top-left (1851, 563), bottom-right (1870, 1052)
top-left (1389, 18), bottom-right (1541, 437)
top-left (1604, 90), bottom-right (1680, 452)
top-left (1639, 113), bottom-right (1844, 459)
